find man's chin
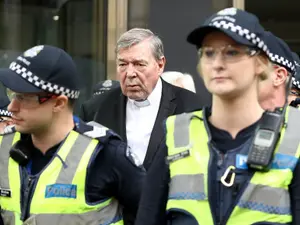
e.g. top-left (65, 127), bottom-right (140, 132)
top-left (14, 125), bottom-right (29, 134)
top-left (127, 90), bottom-right (150, 100)
top-left (127, 94), bottom-right (145, 101)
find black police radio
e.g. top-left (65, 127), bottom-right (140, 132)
top-left (247, 75), bottom-right (292, 171)
top-left (9, 140), bottom-right (31, 166)
top-left (246, 109), bottom-right (284, 171)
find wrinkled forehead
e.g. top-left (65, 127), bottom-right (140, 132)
top-left (117, 40), bottom-right (155, 61)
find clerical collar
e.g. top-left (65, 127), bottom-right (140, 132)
top-left (134, 99), bottom-right (150, 107)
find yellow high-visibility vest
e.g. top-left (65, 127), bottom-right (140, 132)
top-left (0, 130), bottom-right (123, 225)
top-left (166, 107), bottom-right (300, 224)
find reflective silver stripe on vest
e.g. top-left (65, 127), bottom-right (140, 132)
top-left (174, 113), bottom-right (194, 148)
top-left (238, 183), bottom-right (291, 215)
top-left (169, 174), bottom-right (206, 200)
top-left (236, 108), bottom-right (300, 216)
top-left (0, 134), bottom-right (17, 190)
top-left (56, 134), bottom-right (94, 184)
top-left (1, 210), bottom-right (15, 225)
top-left (277, 107), bottom-right (300, 156)
top-left (23, 198), bottom-right (122, 225)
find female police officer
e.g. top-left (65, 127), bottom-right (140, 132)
top-left (135, 7), bottom-right (300, 225)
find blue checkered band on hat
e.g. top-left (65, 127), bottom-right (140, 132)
top-left (209, 20), bottom-right (270, 55)
top-left (9, 62), bottom-right (80, 99)
top-left (269, 53), bottom-right (296, 73)
top-left (292, 77), bottom-right (300, 89)
top-left (0, 109), bottom-right (12, 117)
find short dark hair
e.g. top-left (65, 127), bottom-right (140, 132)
top-left (68, 98), bottom-right (76, 109)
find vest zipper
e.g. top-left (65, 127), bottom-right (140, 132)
top-left (210, 147), bottom-right (226, 225)
top-left (21, 175), bottom-right (36, 221)
top-left (218, 152), bottom-right (225, 225)
top-left (220, 172), bottom-right (252, 225)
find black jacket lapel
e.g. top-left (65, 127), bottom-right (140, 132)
top-left (118, 92), bottom-right (127, 141)
top-left (143, 79), bottom-right (176, 170)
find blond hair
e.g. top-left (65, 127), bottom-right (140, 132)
top-left (256, 53), bottom-right (274, 81)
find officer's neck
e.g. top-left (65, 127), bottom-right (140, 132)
top-left (210, 90), bottom-right (263, 139)
top-left (31, 113), bottom-right (74, 154)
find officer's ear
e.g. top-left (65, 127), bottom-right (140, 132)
top-left (52, 95), bottom-right (68, 113)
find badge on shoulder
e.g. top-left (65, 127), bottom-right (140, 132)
top-left (84, 122), bottom-right (108, 139)
top-left (2, 125), bottom-right (16, 135)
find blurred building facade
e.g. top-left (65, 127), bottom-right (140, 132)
top-left (0, 0), bottom-right (299, 112)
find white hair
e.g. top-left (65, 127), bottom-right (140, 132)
top-left (161, 71), bottom-right (196, 93)
top-left (115, 28), bottom-right (164, 61)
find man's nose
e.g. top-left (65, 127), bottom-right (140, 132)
top-left (7, 98), bottom-right (19, 113)
top-left (125, 64), bottom-right (137, 78)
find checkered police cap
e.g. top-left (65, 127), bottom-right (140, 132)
top-left (292, 52), bottom-right (300, 90)
top-left (0, 45), bottom-right (81, 99)
top-left (187, 8), bottom-right (270, 56)
top-left (0, 93), bottom-right (11, 117)
top-left (292, 77), bottom-right (300, 90)
top-left (263, 32), bottom-right (296, 74)
top-left (0, 109), bottom-right (12, 117)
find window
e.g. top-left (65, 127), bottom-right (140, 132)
top-left (0, 0), bottom-right (107, 114)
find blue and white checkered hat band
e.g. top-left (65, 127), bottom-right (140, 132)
top-left (292, 77), bottom-right (300, 90)
top-left (9, 62), bottom-right (80, 99)
top-left (0, 109), bottom-right (12, 117)
top-left (209, 20), bottom-right (270, 55)
top-left (269, 53), bottom-right (296, 73)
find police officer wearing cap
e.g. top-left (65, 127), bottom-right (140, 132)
top-left (0, 45), bottom-right (145, 225)
top-left (135, 8), bottom-right (300, 225)
top-left (0, 92), bottom-right (13, 133)
top-left (259, 31), bottom-right (297, 110)
top-left (289, 52), bottom-right (300, 108)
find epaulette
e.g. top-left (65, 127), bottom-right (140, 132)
top-left (1, 125), bottom-right (16, 135)
top-left (83, 121), bottom-right (109, 139)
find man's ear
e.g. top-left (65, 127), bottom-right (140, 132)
top-left (273, 66), bottom-right (288, 87)
top-left (53, 95), bottom-right (68, 113)
top-left (157, 56), bottom-right (166, 75)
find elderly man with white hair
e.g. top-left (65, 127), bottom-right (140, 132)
top-left (80, 28), bottom-right (205, 171)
